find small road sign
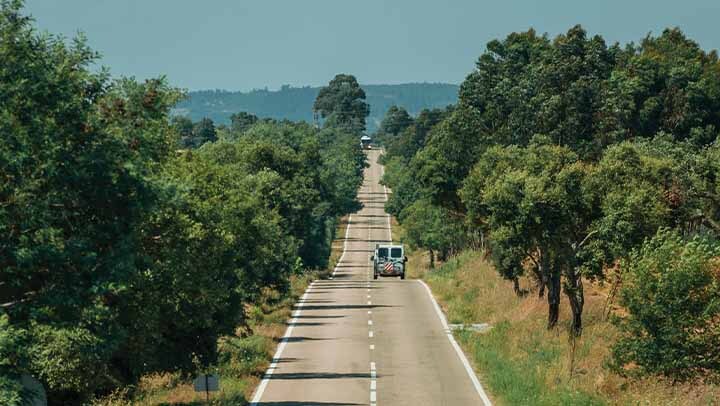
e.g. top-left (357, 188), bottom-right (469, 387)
top-left (193, 374), bottom-right (219, 403)
top-left (21, 375), bottom-right (47, 406)
top-left (193, 374), bottom-right (219, 392)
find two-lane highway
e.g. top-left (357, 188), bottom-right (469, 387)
top-left (250, 149), bottom-right (491, 406)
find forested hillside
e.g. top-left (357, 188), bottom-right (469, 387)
top-left (173, 83), bottom-right (459, 132)
top-left (380, 25), bottom-right (720, 402)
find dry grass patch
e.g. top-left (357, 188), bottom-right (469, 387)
top-left (390, 206), bottom-right (720, 404)
top-left (405, 246), bottom-right (720, 405)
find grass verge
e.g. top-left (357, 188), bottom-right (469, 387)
top-left (394, 222), bottom-right (720, 406)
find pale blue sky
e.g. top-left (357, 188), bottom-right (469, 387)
top-left (24, 0), bottom-right (720, 91)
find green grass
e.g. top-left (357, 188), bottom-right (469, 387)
top-left (410, 247), bottom-right (720, 405)
top-left (456, 324), bottom-right (604, 406)
top-left (424, 253), bottom-right (605, 405)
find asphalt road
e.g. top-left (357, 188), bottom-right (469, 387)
top-left (250, 149), bottom-right (491, 406)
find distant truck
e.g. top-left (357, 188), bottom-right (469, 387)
top-left (371, 244), bottom-right (407, 279)
top-left (360, 135), bottom-right (372, 150)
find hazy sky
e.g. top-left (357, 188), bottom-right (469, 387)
top-left (24, 0), bottom-right (720, 91)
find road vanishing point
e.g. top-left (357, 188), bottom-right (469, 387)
top-left (250, 149), bottom-right (492, 406)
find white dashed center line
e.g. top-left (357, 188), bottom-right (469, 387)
top-left (370, 361), bottom-right (378, 405)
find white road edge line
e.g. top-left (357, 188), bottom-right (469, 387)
top-left (418, 279), bottom-right (493, 406)
top-left (332, 214), bottom-right (354, 278)
top-left (249, 282), bottom-right (315, 405)
top-left (249, 212), bottom-right (356, 404)
top-left (380, 150), bottom-right (491, 405)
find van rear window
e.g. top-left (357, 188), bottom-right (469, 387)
top-left (391, 248), bottom-right (403, 258)
top-left (378, 248), bottom-right (389, 257)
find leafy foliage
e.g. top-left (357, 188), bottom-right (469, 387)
top-left (381, 23), bottom-right (720, 362)
top-left (401, 199), bottom-right (466, 265)
top-left (611, 230), bottom-right (720, 380)
top-left (0, 3), bottom-right (364, 403)
top-left (313, 74), bottom-right (370, 133)
top-left (173, 116), bottom-right (218, 148)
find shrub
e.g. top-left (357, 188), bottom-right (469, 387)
top-left (217, 336), bottom-right (271, 378)
top-left (611, 229), bottom-right (720, 380)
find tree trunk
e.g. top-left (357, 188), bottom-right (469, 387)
top-left (602, 269), bottom-right (621, 321)
top-left (547, 268), bottom-right (561, 329)
top-left (428, 249), bottom-right (435, 270)
top-left (512, 277), bottom-right (521, 297)
top-left (439, 249), bottom-right (448, 262)
top-left (564, 269), bottom-right (584, 336)
top-left (538, 255), bottom-right (560, 302)
top-left (535, 253), bottom-right (550, 299)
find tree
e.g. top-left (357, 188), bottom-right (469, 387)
top-left (378, 105), bottom-right (413, 138)
top-left (402, 199), bottom-right (465, 267)
top-left (0, 1), bottom-right (186, 399)
top-left (693, 142), bottom-right (720, 232)
top-left (137, 150), bottom-right (300, 372)
top-left (191, 117), bottom-right (217, 147)
top-left (462, 143), bottom-right (599, 334)
top-left (213, 120), bottom-right (364, 269)
top-left (385, 107), bottom-right (451, 162)
top-left (171, 115), bottom-right (194, 147)
top-left (313, 74), bottom-right (370, 132)
top-left (599, 29), bottom-right (720, 148)
top-left (611, 230), bottom-right (720, 381)
top-left (230, 111), bottom-right (259, 134)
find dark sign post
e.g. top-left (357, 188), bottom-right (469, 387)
top-left (193, 374), bottom-right (219, 403)
top-left (21, 375), bottom-right (47, 406)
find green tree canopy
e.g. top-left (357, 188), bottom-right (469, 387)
top-left (0, 3), bottom-right (366, 403)
top-left (378, 105), bottom-right (413, 138)
top-left (230, 111), bottom-right (259, 133)
top-left (611, 230), bottom-right (720, 381)
top-left (313, 74), bottom-right (370, 132)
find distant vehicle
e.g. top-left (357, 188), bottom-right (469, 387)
top-left (371, 244), bottom-right (407, 279)
top-left (360, 135), bottom-right (372, 150)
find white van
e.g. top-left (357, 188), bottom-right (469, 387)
top-left (371, 244), bottom-right (407, 279)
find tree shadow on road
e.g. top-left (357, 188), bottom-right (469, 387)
top-left (256, 402), bottom-right (364, 405)
top-left (266, 372), bottom-right (377, 380)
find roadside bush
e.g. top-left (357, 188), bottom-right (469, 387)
top-left (217, 335), bottom-right (271, 378)
top-left (0, 315), bottom-right (25, 405)
top-left (611, 229), bottom-right (720, 380)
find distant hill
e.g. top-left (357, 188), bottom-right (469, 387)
top-left (173, 83), bottom-right (459, 133)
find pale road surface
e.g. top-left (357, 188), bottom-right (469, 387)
top-left (250, 149), bottom-right (491, 406)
